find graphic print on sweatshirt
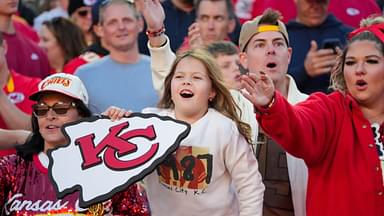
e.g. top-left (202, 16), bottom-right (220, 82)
top-left (372, 123), bottom-right (384, 182)
top-left (156, 146), bottom-right (213, 195)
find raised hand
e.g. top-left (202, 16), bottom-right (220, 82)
top-left (187, 22), bottom-right (204, 49)
top-left (241, 71), bottom-right (275, 108)
top-left (135, 0), bottom-right (165, 31)
top-left (304, 40), bottom-right (339, 77)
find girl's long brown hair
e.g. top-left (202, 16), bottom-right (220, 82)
top-left (158, 48), bottom-right (252, 143)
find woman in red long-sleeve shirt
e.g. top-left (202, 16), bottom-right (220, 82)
top-left (241, 15), bottom-right (384, 216)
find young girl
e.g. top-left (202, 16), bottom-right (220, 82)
top-left (107, 48), bottom-right (264, 215)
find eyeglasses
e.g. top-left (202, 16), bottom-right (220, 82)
top-left (77, 9), bottom-right (90, 17)
top-left (32, 102), bottom-right (77, 117)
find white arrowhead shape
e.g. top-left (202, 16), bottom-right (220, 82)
top-left (47, 113), bottom-right (190, 207)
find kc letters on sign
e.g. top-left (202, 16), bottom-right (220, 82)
top-left (47, 113), bottom-right (190, 207)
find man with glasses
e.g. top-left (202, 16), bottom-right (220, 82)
top-left (75, 0), bottom-right (158, 113)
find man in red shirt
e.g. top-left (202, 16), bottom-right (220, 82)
top-left (0, 0), bottom-right (50, 78)
top-left (0, 33), bottom-right (40, 157)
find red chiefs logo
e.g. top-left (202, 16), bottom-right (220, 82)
top-left (49, 114), bottom-right (190, 208)
top-left (41, 77), bottom-right (72, 89)
top-left (75, 122), bottom-right (159, 171)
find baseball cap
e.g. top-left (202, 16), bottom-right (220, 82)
top-left (239, 12), bottom-right (289, 52)
top-left (30, 73), bottom-right (89, 105)
top-left (68, 0), bottom-right (97, 16)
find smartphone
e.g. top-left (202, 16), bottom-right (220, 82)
top-left (321, 38), bottom-right (341, 54)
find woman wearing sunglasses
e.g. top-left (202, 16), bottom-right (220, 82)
top-left (0, 73), bottom-right (150, 215)
top-left (68, 0), bottom-right (95, 45)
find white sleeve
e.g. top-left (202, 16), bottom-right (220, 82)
top-left (147, 36), bottom-right (176, 96)
top-left (224, 126), bottom-right (264, 216)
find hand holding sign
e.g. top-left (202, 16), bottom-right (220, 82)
top-left (47, 113), bottom-right (190, 208)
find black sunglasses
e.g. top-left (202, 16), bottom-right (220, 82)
top-left (32, 102), bottom-right (77, 117)
top-left (77, 9), bottom-right (90, 17)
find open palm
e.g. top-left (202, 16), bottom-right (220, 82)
top-left (241, 72), bottom-right (275, 107)
top-left (135, 0), bottom-right (165, 31)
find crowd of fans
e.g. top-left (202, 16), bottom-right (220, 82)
top-left (0, 0), bottom-right (383, 215)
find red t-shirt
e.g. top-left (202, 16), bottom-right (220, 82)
top-left (0, 71), bottom-right (40, 157)
top-left (328, 0), bottom-right (381, 28)
top-left (233, 0), bottom-right (296, 24)
top-left (63, 52), bottom-right (102, 74)
top-left (3, 31), bottom-right (50, 79)
top-left (12, 16), bottom-right (40, 43)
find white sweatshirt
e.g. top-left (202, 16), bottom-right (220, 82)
top-left (143, 108), bottom-right (264, 216)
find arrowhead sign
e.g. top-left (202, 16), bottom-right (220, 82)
top-left (47, 113), bottom-right (190, 208)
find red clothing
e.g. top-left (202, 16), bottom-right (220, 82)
top-left (63, 51), bottom-right (102, 74)
top-left (3, 31), bottom-right (50, 79)
top-left (257, 91), bottom-right (384, 216)
top-left (12, 16), bottom-right (39, 43)
top-left (0, 71), bottom-right (40, 157)
top-left (233, 0), bottom-right (380, 27)
top-left (0, 153), bottom-right (150, 215)
top-left (233, 0), bottom-right (296, 24)
top-left (328, 0), bottom-right (381, 28)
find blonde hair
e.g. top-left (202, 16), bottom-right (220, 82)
top-left (158, 48), bottom-right (252, 143)
top-left (331, 15), bottom-right (384, 92)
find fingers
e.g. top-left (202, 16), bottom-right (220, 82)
top-left (188, 23), bottom-right (203, 49)
top-left (188, 23), bottom-right (200, 39)
top-left (306, 46), bottom-right (339, 77)
top-left (101, 106), bottom-right (131, 121)
top-left (308, 40), bottom-right (318, 53)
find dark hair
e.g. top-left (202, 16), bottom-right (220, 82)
top-left (42, 17), bottom-right (87, 64)
top-left (0, 32), bottom-right (3, 46)
top-left (16, 99), bottom-right (92, 161)
top-left (205, 40), bottom-right (238, 58)
top-left (194, 0), bottom-right (236, 20)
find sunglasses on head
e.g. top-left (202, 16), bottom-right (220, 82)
top-left (77, 9), bottom-right (90, 17)
top-left (32, 102), bottom-right (77, 117)
top-left (100, 0), bottom-right (134, 8)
